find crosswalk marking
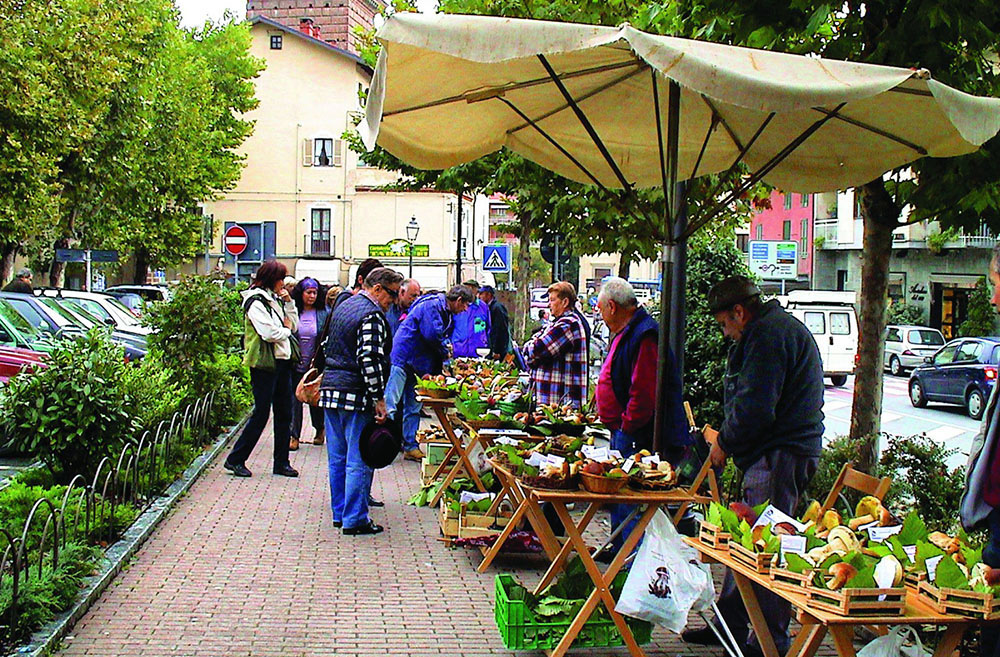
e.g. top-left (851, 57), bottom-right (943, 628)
top-left (881, 411), bottom-right (902, 424)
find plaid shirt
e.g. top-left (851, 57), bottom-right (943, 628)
top-left (319, 305), bottom-right (390, 412)
top-left (522, 311), bottom-right (587, 409)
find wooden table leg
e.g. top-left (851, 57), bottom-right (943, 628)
top-left (427, 405), bottom-right (459, 480)
top-left (521, 495), bottom-right (563, 561)
top-left (428, 411), bottom-right (486, 507)
top-left (546, 502), bottom-right (661, 657)
top-left (534, 502), bottom-right (601, 595)
top-left (930, 625), bottom-right (967, 657)
top-left (828, 626), bottom-right (857, 657)
top-left (476, 481), bottom-right (528, 572)
top-left (786, 622), bottom-right (826, 657)
top-left (733, 573), bottom-right (780, 657)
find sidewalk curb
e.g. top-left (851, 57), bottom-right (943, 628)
top-left (12, 415), bottom-right (249, 657)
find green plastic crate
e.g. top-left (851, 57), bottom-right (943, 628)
top-left (494, 574), bottom-right (653, 650)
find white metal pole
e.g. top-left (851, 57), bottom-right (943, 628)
top-left (86, 250), bottom-right (92, 291)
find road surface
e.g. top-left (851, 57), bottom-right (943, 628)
top-left (823, 373), bottom-right (981, 470)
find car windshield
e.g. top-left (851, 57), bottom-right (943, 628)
top-left (5, 299), bottom-right (55, 334)
top-left (56, 300), bottom-right (100, 328)
top-left (101, 295), bottom-right (142, 326)
top-left (38, 298), bottom-right (88, 329)
top-left (0, 300), bottom-right (44, 339)
top-left (908, 330), bottom-right (945, 346)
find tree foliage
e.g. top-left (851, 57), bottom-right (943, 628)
top-left (0, 1), bottom-right (262, 285)
top-left (958, 278), bottom-right (998, 338)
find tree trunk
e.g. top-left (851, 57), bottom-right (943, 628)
top-left (513, 214), bottom-right (533, 342)
top-left (49, 236), bottom-right (69, 288)
top-left (618, 252), bottom-right (632, 279)
top-left (133, 246), bottom-right (150, 285)
top-left (0, 242), bottom-right (16, 285)
top-left (849, 181), bottom-right (900, 473)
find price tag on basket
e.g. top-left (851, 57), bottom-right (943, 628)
top-left (867, 525), bottom-right (903, 543)
top-left (903, 545), bottom-right (917, 562)
top-left (926, 555), bottom-right (944, 583)
top-left (779, 534), bottom-right (807, 566)
top-left (582, 445), bottom-right (609, 461)
top-left (641, 453), bottom-right (660, 465)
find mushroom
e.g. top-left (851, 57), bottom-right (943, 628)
top-left (827, 562), bottom-right (858, 590)
top-left (827, 526), bottom-right (861, 555)
top-left (821, 509), bottom-right (842, 531)
top-left (855, 496), bottom-right (883, 520)
top-left (878, 506), bottom-right (895, 527)
top-left (876, 555), bottom-right (904, 587)
top-left (802, 500), bottom-right (822, 524)
top-left (848, 514), bottom-right (875, 530)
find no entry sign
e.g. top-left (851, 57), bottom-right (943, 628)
top-left (223, 225), bottom-right (248, 257)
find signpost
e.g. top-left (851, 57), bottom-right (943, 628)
top-left (223, 225), bottom-right (248, 257)
top-left (55, 248), bottom-right (118, 291)
top-left (748, 240), bottom-right (798, 294)
top-left (482, 244), bottom-right (511, 274)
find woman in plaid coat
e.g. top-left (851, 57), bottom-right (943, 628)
top-left (522, 281), bottom-right (588, 409)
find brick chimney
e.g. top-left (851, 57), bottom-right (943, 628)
top-left (298, 17), bottom-right (321, 39)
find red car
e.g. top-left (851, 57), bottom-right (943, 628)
top-left (0, 346), bottom-right (47, 384)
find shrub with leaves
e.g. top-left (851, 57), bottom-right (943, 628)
top-left (958, 277), bottom-right (997, 338)
top-left (0, 332), bottom-right (138, 482)
top-left (887, 300), bottom-right (925, 326)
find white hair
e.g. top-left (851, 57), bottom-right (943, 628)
top-left (598, 276), bottom-right (638, 307)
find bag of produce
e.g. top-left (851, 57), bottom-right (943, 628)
top-left (616, 510), bottom-right (714, 631)
top-left (857, 627), bottom-right (929, 657)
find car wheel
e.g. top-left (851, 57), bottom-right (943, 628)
top-left (889, 356), bottom-right (903, 377)
top-left (909, 379), bottom-right (927, 408)
top-left (967, 388), bottom-right (986, 421)
top-left (830, 375), bottom-right (847, 387)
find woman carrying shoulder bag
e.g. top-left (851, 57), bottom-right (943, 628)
top-left (290, 277), bottom-right (329, 450)
top-left (224, 260), bottom-right (301, 478)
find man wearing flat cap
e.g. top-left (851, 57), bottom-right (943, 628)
top-left (683, 275), bottom-right (824, 657)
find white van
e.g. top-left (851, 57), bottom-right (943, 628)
top-left (780, 290), bottom-right (858, 386)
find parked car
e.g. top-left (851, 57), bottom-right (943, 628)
top-left (0, 292), bottom-right (146, 361)
top-left (105, 291), bottom-right (145, 316)
top-left (0, 299), bottom-right (58, 353)
top-left (908, 336), bottom-right (1000, 420)
top-left (0, 345), bottom-right (47, 385)
top-left (884, 325), bottom-right (946, 376)
top-left (781, 290), bottom-right (858, 386)
top-left (35, 288), bottom-right (151, 335)
top-left (104, 284), bottom-right (172, 303)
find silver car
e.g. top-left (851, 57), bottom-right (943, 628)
top-left (884, 325), bottom-right (946, 376)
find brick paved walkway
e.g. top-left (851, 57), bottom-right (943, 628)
top-left (58, 419), bottom-right (838, 657)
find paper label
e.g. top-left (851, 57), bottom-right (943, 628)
top-left (609, 450), bottom-right (623, 460)
top-left (903, 545), bottom-right (917, 562)
top-left (779, 535), bottom-right (807, 566)
top-left (582, 446), bottom-right (609, 461)
top-left (752, 505), bottom-right (808, 533)
top-left (459, 491), bottom-right (494, 504)
top-left (480, 428), bottom-right (529, 437)
top-left (858, 520), bottom-right (880, 532)
top-left (867, 525), bottom-right (903, 543)
top-left (622, 458), bottom-right (636, 473)
top-left (526, 452), bottom-right (546, 467)
top-left (544, 454), bottom-right (566, 467)
top-left (926, 555), bottom-right (944, 583)
top-left (494, 436), bottom-right (521, 446)
top-left (641, 454), bottom-right (661, 465)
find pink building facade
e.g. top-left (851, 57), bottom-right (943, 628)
top-left (748, 190), bottom-right (814, 283)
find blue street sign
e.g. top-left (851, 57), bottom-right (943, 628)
top-left (482, 244), bottom-right (511, 273)
top-left (90, 250), bottom-right (119, 263)
top-left (55, 248), bottom-right (87, 263)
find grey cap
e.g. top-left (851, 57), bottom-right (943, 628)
top-left (16, 267), bottom-right (31, 278)
top-left (707, 275), bottom-right (761, 313)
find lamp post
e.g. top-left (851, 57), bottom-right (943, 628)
top-left (406, 215), bottom-right (420, 278)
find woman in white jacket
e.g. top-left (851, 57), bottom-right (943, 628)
top-left (224, 260), bottom-right (300, 478)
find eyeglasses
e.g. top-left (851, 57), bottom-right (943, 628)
top-left (382, 286), bottom-right (400, 299)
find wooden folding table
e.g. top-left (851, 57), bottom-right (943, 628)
top-left (687, 538), bottom-right (976, 657)
top-left (417, 395), bottom-right (490, 507)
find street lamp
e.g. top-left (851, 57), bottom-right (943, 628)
top-left (406, 215), bottom-right (420, 278)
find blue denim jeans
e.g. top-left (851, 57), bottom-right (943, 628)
top-left (385, 365), bottom-right (421, 452)
top-left (608, 429), bottom-right (639, 554)
top-left (324, 408), bottom-right (373, 529)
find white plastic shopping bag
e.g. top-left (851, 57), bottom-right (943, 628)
top-left (615, 509), bottom-right (715, 632)
top-left (857, 627), bottom-right (930, 657)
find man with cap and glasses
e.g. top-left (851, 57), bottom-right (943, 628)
top-left (682, 275), bottom-right (824, 657)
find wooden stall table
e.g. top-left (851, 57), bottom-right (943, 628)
top-left (686, 538), bottom-right (975, 657)
top-left (416, 395), bottom-right (489, 506)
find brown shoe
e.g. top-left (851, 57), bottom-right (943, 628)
top-left (289, 437), bottom-right (300, 451)
top-left (403, 448), bottom-right (425, 462)
top-left (313, 430), bottom-right (325, 446)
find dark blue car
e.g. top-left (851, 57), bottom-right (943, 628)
top-left (908, 337), bottom-right (1000, 420)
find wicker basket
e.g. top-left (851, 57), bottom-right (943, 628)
top-left (580, 471), bottom-right (628, 494)
top-left (519, 474), bottom-right (578, 490)
top-left (417, 386), bottom-right (454, 399)
top-left (466, 418), bottom-right (505, 430)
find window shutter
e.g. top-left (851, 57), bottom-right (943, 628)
top-left (333, 139), bottom-right (343, 167)
top-left (302, 139), bottom-right (313, 166)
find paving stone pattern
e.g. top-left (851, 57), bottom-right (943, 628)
top-left (58, 419), bottom-right (838, 657)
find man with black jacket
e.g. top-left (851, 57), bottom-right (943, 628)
top-left (479, 285), bottom-right (509, 360)
top-left (683, 275), bottom-right (824, 657)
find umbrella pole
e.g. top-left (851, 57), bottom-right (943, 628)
top-left (652, 78), bottom-right (681, 455)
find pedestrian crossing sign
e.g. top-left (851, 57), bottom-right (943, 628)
top-left (483, 244), bottom-right (511, 273)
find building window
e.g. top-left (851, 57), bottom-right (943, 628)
top-left (736, 233), bottom-right (749, 253)
top-left (800, 193), bottom-right (809, 207)
top-left (784, 193), bottom-right (792, 210)
top-left (800, 219), bottom-right (808, 254)
top-left (782, 220), bottom-right (791, 240)
top-left (270, 35), bottom-right (282, 50)
top-left (313, 138), bottom-right (334, 167)
top-left (311, 208), bottom-right (332, 255)
top-left (755, 224), bottom-right (763, 240)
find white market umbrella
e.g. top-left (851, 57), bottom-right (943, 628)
top-left (361, 12), bottom-right (1000, 448)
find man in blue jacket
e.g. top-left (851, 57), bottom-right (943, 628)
top-left (683, 275), bottom-right (824, 657)
top-left (385, 285), bottom-right (473, 460)
top-left (452, 280), bottom-right (491, 357)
